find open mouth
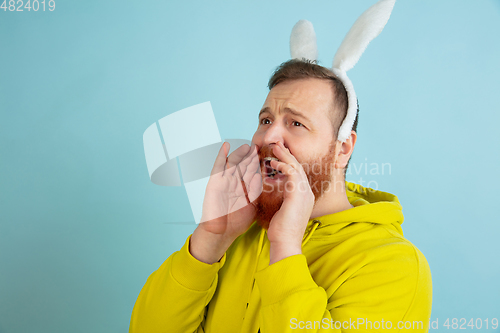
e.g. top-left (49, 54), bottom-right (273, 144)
top-left (263, 157), bottom-right (283, 179)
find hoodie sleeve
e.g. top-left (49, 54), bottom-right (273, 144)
top-left (254, 242), bottom-right (432, 332)
top-left (129, 234), bottom-right (226, 333)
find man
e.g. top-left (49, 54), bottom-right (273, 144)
top-left (129, 59), bottom-right (432, 332)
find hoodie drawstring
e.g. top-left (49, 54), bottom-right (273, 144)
top-left (302, 220), bottom-right (321, 247)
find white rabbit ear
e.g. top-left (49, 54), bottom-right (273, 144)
top-left (290, 20), bottom-right (318, 62)
top-left (333, 0), bottom-right (396, 72)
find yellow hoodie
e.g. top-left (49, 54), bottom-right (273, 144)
top-left (130, 182), bottom-right (432, 332)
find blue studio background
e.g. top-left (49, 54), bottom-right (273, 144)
top-left (1, 1), bottom-right (499, 332)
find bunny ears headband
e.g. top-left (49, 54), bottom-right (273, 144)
top-left (290, 0), bottom-right (396, 142)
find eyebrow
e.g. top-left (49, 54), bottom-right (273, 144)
top-left (258, 107), bottom-right (312, 123)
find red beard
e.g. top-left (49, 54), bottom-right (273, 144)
top-left (254, 142), bottom-right (336, 230)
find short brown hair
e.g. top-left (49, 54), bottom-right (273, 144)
top-left (268, 59), bottom-right (358, 140)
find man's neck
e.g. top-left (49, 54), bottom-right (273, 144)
top-left (310, 179), bottom-right (353, 219)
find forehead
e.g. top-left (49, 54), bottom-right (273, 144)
top-left (263, 78), bottom-right (334, 118)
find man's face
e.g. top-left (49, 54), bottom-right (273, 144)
top-left (251, 78), bottom-right (339, 229)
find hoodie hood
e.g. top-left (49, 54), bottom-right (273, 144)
top-left (301, 181), bottom-right (404, 245)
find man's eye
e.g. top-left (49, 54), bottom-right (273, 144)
top-left (260, 118), bottom-right (271, 125)
top-left (292, 121), bottom-right (304, 127)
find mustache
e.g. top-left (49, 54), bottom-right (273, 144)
top-left (257, 145), bottom-right (278, 163)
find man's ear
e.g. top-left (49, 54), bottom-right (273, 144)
top-left (335, 130), bottom-right (357, 169)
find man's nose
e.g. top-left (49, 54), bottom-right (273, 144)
top-left (262, 122), bottom-right (285, 147)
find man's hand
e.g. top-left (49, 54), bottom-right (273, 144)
top-left (266, 141), bottom-right (315, 265)
top-left (190, 142), bottom-right (262, 264)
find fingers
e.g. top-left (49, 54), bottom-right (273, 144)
top-left (211, 142), bottom-right (253, 178)
top-left (216, 144), bottom-right (260, 204)
top-left (247, 172), bottom-right (263, 203)
top-left (236, 144), bottom-right (258, 180)
top-left (235, 165), bottom-right (251, 205)
top-left (241, 149), bottom-right (260, 185)
top-left (269, 147), bottom-right (313, 199)
top-left (225, 143), bottom-right (251, 176)
top-left (211, 142), bottom-right (230, 176)
top-left (227, 144), bottom-right (261, 205)
top-left (272, 141), bottom-right (303, 173)
top-left (270, 159), bottom-right (298, 177)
